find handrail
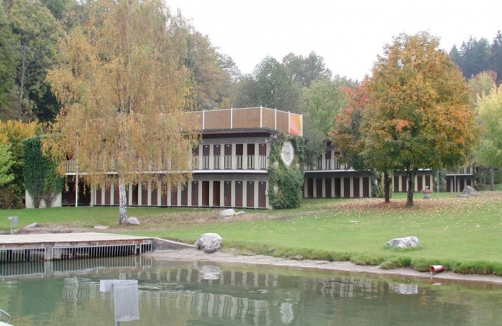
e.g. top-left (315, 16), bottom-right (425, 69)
top-left (0, 308), bottom-right (12, 323)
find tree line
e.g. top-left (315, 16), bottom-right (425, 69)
top-left (449, 31), bottom-right (502, 84)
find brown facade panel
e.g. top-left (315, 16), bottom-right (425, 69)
top-left (113, 183), bottom-right (120, 205)
top-left (417, 176), bottom-right (423, 191)
top-left (202, 145), bottom-right (210, 156)
top-left (325, 178), bottom-right (332, 198)
top-left (363, 177), bottom-right (370, 197)
top-left (247, 143), bottom-right (255, 155)
top-left (96, 187), bottom-right (102, 205)
top-left (235, 181), bottom-right (243, 207)
top-left (402, 176), bottom-right (408, 192)
top-left (213, 181), bottom-right (220, 206)
top-left (334, 178), bottom-right (341, 197)
top-left (353, 177), bottom-right (360, 197)
top-left (233, 108), bottom-right (260, 128)
top-left (170, 186), bottom-right (177, 206)
top-left (307, 178), bottom-right (314, 198)
top-left (204, 110), bottom-right (231, 129)
top-left (258, 181), bottom-right (267, 208)
top-left (393, 176), bottom-right (399, 192)
top-left (151, 186), bottom-right (158, 206)
top-left (131, 185), bottom-right (138, 206)
top-left (224, 181), bottom-right (231, 207)
top-left (247, 181), bottom-right (254, 207)
top-left (160, 183), bottom-right (168, 206)
top-left (276, 111), bottom-right (289, 132)
top-left (261, 108), bottom-right (276, 129)
top-left (191, 181), bottom-right (198, 207)
top-left (180, 185), bottom-right (188, 206)
top-left (202, 181), bottom-right (210, 207)
top-left (316, 178), bottom-right (322, 198)
top-left (141, 183), bottom-right (148, 206)
top-left (425, 175), bottom-right (431, 188)
top-left (259, 143), bottom-right (266, 156)
top-left (343, 178), bottom-right (350, 198)
top-left (214, 144), bottom-right (221, 156)
top-left (105, 187), bottom-right (111, 205)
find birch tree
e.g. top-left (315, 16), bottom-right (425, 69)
top-left (46, 0), bottom-right (199, 223)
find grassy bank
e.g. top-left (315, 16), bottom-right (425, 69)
top-left (2, 191), bottom-right (502, 275)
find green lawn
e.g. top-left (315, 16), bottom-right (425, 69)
top-left (2, 191), bottom-right (502, 274)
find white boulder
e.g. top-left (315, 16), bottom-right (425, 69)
top-left (387, 236), bottom-right (419, 248)
top-left (195, 233), bottom-right (222, 253)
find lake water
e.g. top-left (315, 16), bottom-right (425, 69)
top-left (1, 256), bottom-right (502, 325)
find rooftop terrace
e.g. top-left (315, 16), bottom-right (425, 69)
top-left (190, 107), bottom-right (303, 136)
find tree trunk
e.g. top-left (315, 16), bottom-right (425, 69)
top-left (118, 176), bottom-right (128, 224)
top-left (406, 170), bottom-right (416, 207)
top-left (384, 171), bottom-right (391, 203)
top-left (18, 45), bottom-right (26, 118)
top-left (491, 168), bottom-right (495, 191)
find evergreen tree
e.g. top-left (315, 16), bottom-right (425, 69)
top-left (491, 31), bottom-right (502, 84)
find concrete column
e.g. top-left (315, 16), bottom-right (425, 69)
top-left (209, 144), bottom-right (214, 170)
top-left (231, 181), bottom-right (235, 207)
top-left (110, 183), bottom-right (115, 205)
top-left (243, 143), bottom-right (248, 169)
top-left (138, 182), bottom-right (142, 205)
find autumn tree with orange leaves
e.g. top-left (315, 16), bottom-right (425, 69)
top-left (365, 32), bottom-right (477, 207)
top-left (330, 79), bottom-right (394, 203)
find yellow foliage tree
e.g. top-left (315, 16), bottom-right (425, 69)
top-left (475, 84), bottom-right (502, 168)
top-left (46, 0), bottom-right (199, 223)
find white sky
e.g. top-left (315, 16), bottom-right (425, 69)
top-left (166, 0), bottom-right (502, 81)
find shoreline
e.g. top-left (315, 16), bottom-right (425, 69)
top-left (145, 248), bottom-right (502, 286)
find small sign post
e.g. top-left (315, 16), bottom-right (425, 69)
top-left (8, 216), bottom-right (18, 234)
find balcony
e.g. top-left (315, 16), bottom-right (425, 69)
top-left (189, 107), bottom-right (303, 136)
top-left (305, 158), bottom-right (348, 171)
top-left (192, 154), bottom-right (268, 171)
top-left (66, 153), bottom-right (269, 174)
top-left (446, 166), bottom-right (474, 175)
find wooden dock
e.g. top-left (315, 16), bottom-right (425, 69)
top-left (0, 233), bottom-right (155, 262)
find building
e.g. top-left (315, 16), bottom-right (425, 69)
top-left (44, 107), bottom-right (304, 209)
top-left (27, 107), bottom-right (467, 209)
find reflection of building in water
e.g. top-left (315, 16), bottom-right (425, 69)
top-left (302, 276), bottom-right (374, 298)
top-left (389, 283), bottom-right (419, 295)
top-left (63, 277), bottom-right (101, 302)
top-left (56, 266), bottom-right (387, 326)
top-left (0, 256), bottom-right (152, 279)
top-left (141, 290), bottom-right (270, 325)
top-left (122, 267), bottom-right (380, 325)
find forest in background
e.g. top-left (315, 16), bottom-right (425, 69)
top-left (1, 0), bottom-right (500, 124)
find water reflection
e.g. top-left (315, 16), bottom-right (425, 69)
top-left (195, 262), bottom-right (221, 280)
top-left (0, 256), bottom-right (152, 279)
top-left (1, 257), bottom-right (502, 325)
top-left (100, 280), bottom-right (140, 324)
